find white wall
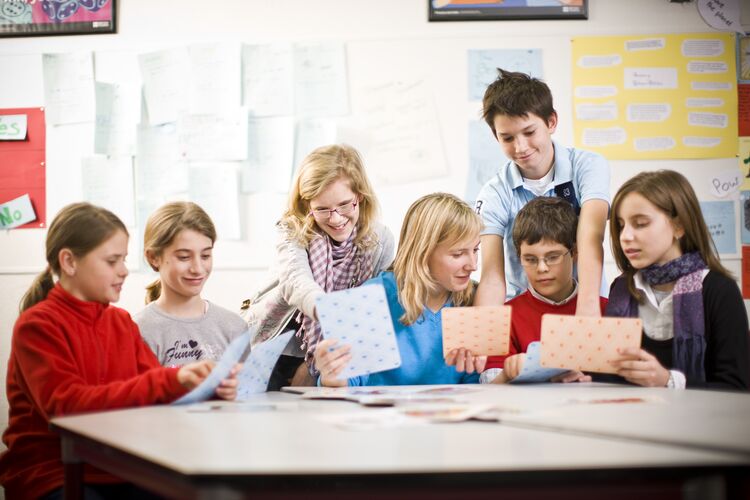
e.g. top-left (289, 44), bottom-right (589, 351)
top-left (0, 0), bottom-right (747, 482)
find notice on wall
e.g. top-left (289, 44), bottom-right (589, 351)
top-left (572, 33), bottom-right (737, 159)
top-left (0, 107), bottom-right (46, 229)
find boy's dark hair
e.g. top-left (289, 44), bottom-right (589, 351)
top-left (512, 197), bottom-right (577, 256)
top-left (482, 69), bottom-right (556, 135)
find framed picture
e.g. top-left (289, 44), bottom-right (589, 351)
top-left (428, 0), bottom-right (587, 22)
top-left (0, 0), bottom-right (116, 37)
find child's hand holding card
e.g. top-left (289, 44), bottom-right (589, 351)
top-left (539, 314), bottom-right (642, 374)
top-left (441, 306), bottom-right (511, 357)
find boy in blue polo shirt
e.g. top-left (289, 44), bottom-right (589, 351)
top-left (474, 69), bottom-right (610, 317)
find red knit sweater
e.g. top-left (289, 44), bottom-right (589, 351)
top-left (486, 291), bottom-right (608, 370)
top-left (0, 285), bottom-right (187, 499)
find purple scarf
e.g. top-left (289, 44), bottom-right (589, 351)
top-left (297, 226), bottom-right (374, 369)
top-left (606, 252), bottom-right (707, 383)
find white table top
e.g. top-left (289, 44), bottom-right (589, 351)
top-left (51, 386), bottom-right (750, 476)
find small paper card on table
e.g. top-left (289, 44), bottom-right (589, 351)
top-left (316, 283), bottom-right (401, 379)
top-left (510, 341), bottom-right (567, 384)
top-left (539, 314), bottom-right (642, 374)
top-left (441, 305), bottom-right (511, 356)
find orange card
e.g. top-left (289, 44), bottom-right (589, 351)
top-left (442, 306), bottom-right (511, 356)
top-left (539, 314), bottom-right (642, 374)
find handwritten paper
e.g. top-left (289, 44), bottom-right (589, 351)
top-left (466, 120), bottom-right (505, 204)
top-left (173, 330), bottom-right (252, 405)
top-left (441, 306), bottom-right (511, 357)
top-left (178, 109), bottom-right (249, 161)
top-left (236, 331), bottom-right (294, 398)
top-left (697, 0), bottom-right (743, 34)
top-left (139, 48), bottom-right (190, 125)
top-left (294, 42), bottom-right (349, 117)
top-left (188, 163), bottom-right (242, 240)
top-left (709, 169), bottom-right (741, 198)
top-left (509, 341), bottom-right (567, 384)
top-left (466, 49), bottom-right (543, 101)
top-left (189, 43), bottom-right (241, 114)
top-left (42, 52), bottom-right (95, 125)
top-left (0, 114), bottom-right (27, 140)
top-left (294, 118), bottom-right (337, 170)
top-left (700, 200), bottom-right (737, 255)
top-left (135, 123), bottom-right (189, 198)
top-left (81, 156), bottom-right (135, 227)
top-left (740, 191), bottom-right (750, 245)
top-left (0, 194), bottom-right (36, 229)
top-left (316, 284), bottom-right (401, 379)
top-left (242, 116), bottom-right (295, 193)
top-left (242, 43), bottom-right (294, 117)
top-left (540, 314), bottom-right (642, 374)
top-left (94, 82), bottom-right (140, 156)
top-left (358, 79), bottom-right (447, 185)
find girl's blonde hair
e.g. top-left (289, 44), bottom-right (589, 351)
top-left (20, 203), bottom-right (128, 312)
top-left (393, 193), bottom-right (483, 325)
top-left (143, 202), bottom-right (217, 304)
top-left (610, 169), bottom-right (732, 302)
top-left (280, 144), bottom-right (379, 248)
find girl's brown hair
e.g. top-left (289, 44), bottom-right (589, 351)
top-left (143, 202), bottom-right (217, 303)
top-left (280, 144), bottom-right (379, 249)
top-left (393, 193), bottom-right (483, 325)
top-left (609, 169), bottom-right (731, 302)
top-left (20, 203), bottom-right (128, 312)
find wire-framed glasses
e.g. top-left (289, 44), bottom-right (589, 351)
top-left (520, 249), bottom-right (571, 268)
top-left (309, 201), bottom-right (358, 220)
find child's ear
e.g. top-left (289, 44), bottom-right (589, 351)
top-left (58, 248), bottom-right (77, 277)
top-left (145, 250), bottom-right (161, 271)
top-left (546, 112), bottom-right (558, 133)
top-left (671, 219), bottom-right (685, 240)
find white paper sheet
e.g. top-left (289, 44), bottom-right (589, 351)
top-left (242, 43), bottom-right (294, 117)
top-left (242, 116), bottom-right (295, 193)
top-left (135, 123), bottom-right (189, 198)
top-left (81, 156), bottom-right (136, 227)
top-left (294, 42), bottom-right (349, 117)
top-left (178, 108), bottom-right (249, 161)
top-left (139, 48), bottom-right (190, 125)
top-left (188, 163), bottom-right (242, 240)
top-left (189, 42), bottom-right (241, 114)
top-left (95, 82), bottom-right (140, 156)
top-left (42, 52), bottom-right (95, 125)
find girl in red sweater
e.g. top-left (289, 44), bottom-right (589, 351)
top-left (0, 203), bottom-right (237, 499)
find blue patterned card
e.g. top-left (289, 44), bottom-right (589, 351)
top-left (316, 284), bottom-right (401, 379)
top-left (173, 329), bottom-right (252, 405)
top-left (236, 331), bottom-right (295, 399)
top-left (510, 341), bottom-right (567, 384)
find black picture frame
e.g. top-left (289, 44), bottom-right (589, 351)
top-left (0, 0), bottom-right (117, 37)
top-left (428, 0), bottom-right (587, 22)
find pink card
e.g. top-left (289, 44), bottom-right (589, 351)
top-left (539, 314), bottom-right (642, 374)
top-left (442, 306), bottom-right (511, 356)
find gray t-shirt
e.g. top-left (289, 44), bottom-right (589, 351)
top-left (134, 301), bottom-right (247, 367)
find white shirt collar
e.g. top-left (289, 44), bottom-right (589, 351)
top-left (528, 279), bottom-right (578, 306)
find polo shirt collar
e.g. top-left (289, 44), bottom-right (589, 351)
top-left (507, 140), bottom-right (572, 190)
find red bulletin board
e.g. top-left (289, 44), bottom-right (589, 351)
top-left (0, 107), bottom-right (46, 228)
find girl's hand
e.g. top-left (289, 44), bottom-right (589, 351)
top-left (314, 338), bottom-right (351, 387)
top-left (502, 353), bottom-right (525, 381)
top-left (445, 348), bottom-right (487, 374)
top-left (610, 347), bottom-right (670, 387)
top-left (214, 363), bottom-right (241, 401)
top-left (177, 360), bottom-right (215, 390)
top-left (551, 370), bottom-right (592, 383)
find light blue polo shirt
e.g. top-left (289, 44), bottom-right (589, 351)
top-left (475, 141), bottom-right (610, 300)
top-left (347, 272), bottom-right (480, 386)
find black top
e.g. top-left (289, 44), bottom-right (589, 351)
top-left (597, 271), bottom-right (749, 391)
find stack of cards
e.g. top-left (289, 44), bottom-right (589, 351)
top-left (441, 305), bottom-right (511, 356)
top-left (539, 314), bottom-right (642, 374)
top-left (316, 284), bottom-right (401, 378)
top-left (509, 341), bottom-right (567, 384)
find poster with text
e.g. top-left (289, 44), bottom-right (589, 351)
top-left (572, 33), bottom-right (737, 159)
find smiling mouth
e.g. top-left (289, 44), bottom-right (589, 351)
top-left (329, 221), bottom-right (348, 231)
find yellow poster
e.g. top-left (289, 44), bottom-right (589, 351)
top-left (572, 33), bottom-right (737, 160)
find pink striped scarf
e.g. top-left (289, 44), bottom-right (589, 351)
top-left (298, 226), bottom-right (374, 370)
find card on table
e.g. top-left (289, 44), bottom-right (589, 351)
top-left (316, 283), bottom-right (401, 379)
top-left (539, 314), bottom-right (642, 374)
top-left (441, 305), bottom-right (511, 356)
top-left (510, 341), bottom-right (568, 384)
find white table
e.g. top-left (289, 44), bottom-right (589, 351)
top-left (50, 386), bottom-right (750, 500)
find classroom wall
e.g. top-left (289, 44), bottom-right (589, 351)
top-left (1, 0), bottom-right (747, 479)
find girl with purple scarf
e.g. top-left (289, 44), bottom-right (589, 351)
top-left (606, 170), bottom-right (748, 390)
